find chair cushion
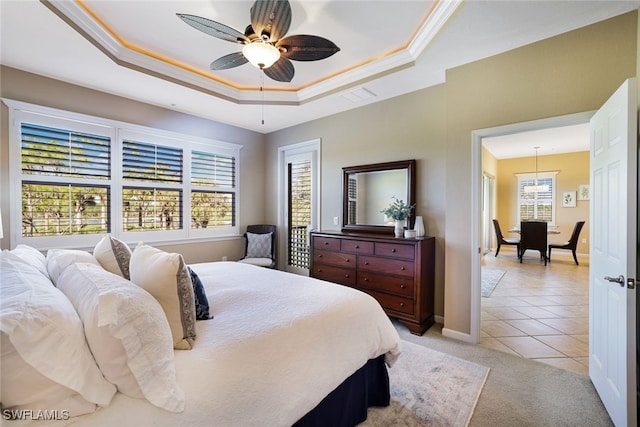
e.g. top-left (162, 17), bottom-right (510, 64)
top-left (246, 232), bottom-right (272, 258)
top-left (238, 258), bottom-right (274, 267)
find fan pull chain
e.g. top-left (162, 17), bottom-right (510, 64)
top-left (260, 71), bottom-right (265, 125)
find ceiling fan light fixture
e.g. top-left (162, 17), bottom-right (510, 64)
top-left (242, 41), bottom-right (280, 69)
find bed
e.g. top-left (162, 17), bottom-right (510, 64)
top-left (1, 243), bottom-right (401, 427)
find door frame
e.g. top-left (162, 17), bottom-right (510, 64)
top-left (277, 138), bottom-right (321, 274)
top-left (469, 111), bottom-right (594, 343)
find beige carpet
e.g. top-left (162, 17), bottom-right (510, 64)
top-left (362, 340), bottom-right (490, 426)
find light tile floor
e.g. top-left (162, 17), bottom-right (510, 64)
top-left (480, 246), bottom-right (589, 374)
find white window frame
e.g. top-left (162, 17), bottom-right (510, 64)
top-left (515, 171), bottom-right (558, 225)
top-left (5, 99), bottom-right (241, 249)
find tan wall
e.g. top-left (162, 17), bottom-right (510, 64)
top-left (444, 12), bottom-right (637, 334)
top-left (1, 10), bottom-right (636, 337)
top-left (481, 146), bottom-right (498, 250)
top-left (264, 85), bottom-right (448, 318)
top-left (0, 66), bottom-right (265, 264)
top-left (496, 151), bottom-right (590, 254)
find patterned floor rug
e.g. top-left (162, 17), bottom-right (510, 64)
top-left (362, 340), bottom-right (489, 426)
top-left (481, 267), bottom-right (506, 297)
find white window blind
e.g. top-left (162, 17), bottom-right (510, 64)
top-left (516, 172), bottom-right (558, 224)
top-left (7, 99), bottom-right (241, 247)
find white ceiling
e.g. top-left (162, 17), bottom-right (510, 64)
top-left (483, 123), bottom-right (591, 160)
top-left (1, 0), bottom-right (638, 157)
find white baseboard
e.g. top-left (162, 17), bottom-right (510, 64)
top-left (442, 327), bottom-right (476, 343)
top-left (434, 314), bottom-right (444, 324)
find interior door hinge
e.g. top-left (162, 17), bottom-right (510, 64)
top-left (627, 278), bottom-right (636, 289)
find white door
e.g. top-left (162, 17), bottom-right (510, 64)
top-left (589, 78), bottom-right (637, 427)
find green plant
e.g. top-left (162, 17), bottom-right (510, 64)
top-left (381, 197), bottom-right (415, 221)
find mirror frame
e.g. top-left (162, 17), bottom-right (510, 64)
top-left (342, 159), bottom-right (416, 234)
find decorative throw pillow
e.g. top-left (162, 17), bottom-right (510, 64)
top-left (93, 235), bottom-right (132, 279)
top-left (0, 252), bottom-right (116, 416)
top-left (188, 267), bottom-right (213, 320)
top-left (57, 263), bottom-right (185, 412)
top-left (246, 232), bottom-right (272, 258)
top-left (129, 243), bottom-right (196, 350)
top-left (46, 249), bottom-right (101, 286)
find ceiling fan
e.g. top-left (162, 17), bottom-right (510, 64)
top-left (177, 0), bottom-right (340, 83)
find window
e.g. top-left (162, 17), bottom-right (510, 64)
top-left (7, 99), bottom-right (240, 247)
top-left (516, 172), bottom-right (558, 224)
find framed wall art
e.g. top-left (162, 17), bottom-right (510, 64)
top-left (562, 191), bottom-right (577, 208)
top-left (578, 184), bottom-right (590, 201)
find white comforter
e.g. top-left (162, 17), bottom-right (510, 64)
top-left (38, 262), bottom-right (401, 427)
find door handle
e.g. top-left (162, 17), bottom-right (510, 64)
top-left (604, 275), bottom-right (625, 286)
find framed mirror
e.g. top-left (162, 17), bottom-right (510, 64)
top-left (342, 159), bottom-right (416, 234)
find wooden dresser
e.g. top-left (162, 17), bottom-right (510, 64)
top-left (310, 231), bottom-right (435, 335)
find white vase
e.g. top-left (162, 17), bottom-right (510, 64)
top-left (394, 220), bottom-right (405, 238)
top-left (414, 216), bottom-right (425, 237)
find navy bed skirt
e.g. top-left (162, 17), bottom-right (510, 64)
top-left (292, 355), bottom-right (390, 427)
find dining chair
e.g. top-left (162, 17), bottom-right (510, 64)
top-left (492, 219), bottom-right (520, 257)
top-left (548, 221), bottom-right (585, 265)
top-left (519, 220), bottom-right (548, 265)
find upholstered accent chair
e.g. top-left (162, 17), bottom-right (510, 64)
top-left (238, 225), bottom-right (276, 269)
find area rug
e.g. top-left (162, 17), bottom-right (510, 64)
top-left (362, 340), bottom-right (490, 426)
top-left (481, 267), bottom-right (506, 297)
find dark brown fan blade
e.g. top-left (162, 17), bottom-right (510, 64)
top-left (210, 52), bottom-right (249, 70)
top-left (177, 14), bottom-right (249, 44)
top-left (250, 0), bottom-right (291, 43)
top-left (263, 57), bottom-right (294, 82)
top-left (278, 35), bottom-right (340, 61)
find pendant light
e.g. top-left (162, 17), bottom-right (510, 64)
top-left (523, 146), bottom-right (549, 193)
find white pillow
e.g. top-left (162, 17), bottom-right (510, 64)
top-left (57, 263), bottom-right (185, 412)
top-left (10, 244), bottom-right (49, 279)
top-left (1, 333), bottom-right (99, 417)
top-left (246, 232), bottom-right (272, 258)
top-left (130, 243), bottom-right (196, 350)
top-left (46, 248), bottom-right (101, 285)
top-left (0, 252), bottom-right (116, 415)
top-left (93, 235), bottom-right (132, 279)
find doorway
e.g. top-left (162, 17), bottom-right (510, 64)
top-left (277, 139), bottom-right (320, 275)
top-left (471, 112), bottom-right (593, 370)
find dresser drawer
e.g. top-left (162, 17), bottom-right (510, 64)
top-left (312, 264), bottom-right (356, 286)
top-left (364, 289), bottom-right (414, 315)
top-left (358, 256), bottom-right (414, 278)
top-left (340, 240), bottom-right (374, 255)
top-left (357, 274), bottom-right (414, 297)
top-left (313, 237), bottom-right (340, 251)
top-left (374, 243), bottom-right (415, 260)
top-left (313, 250), bottom-right (355, 268)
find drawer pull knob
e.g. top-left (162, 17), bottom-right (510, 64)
top-left (391, 249), bottom-right (397, 253)
top-left (324, 242), bottom-right (329, 245)
top-left (364, 261), bottom-right (369, 265)
top-left (399, 302), bottom-right (405, 307)
top-left (364, 278), bottom-right (369, 282)
top-left (400, 284), bottom-right (405, 288)
top-left (345, 274), bottom-right (350, 278)
top-left (355, 245), bottom-right (360, 249)
top-left (317, 269), bottom-right (322, 272)
top-left (345, 258), bottom-right (350, 262)
top-left (400, 267), bottom-right (406, 271)
top-left (318, 254), bottom-right (323, 258)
